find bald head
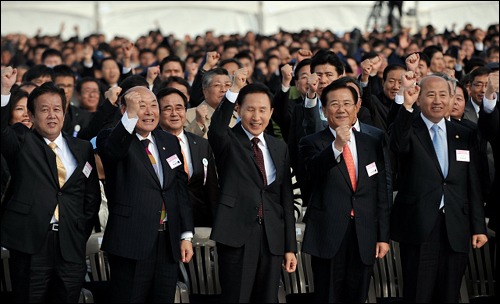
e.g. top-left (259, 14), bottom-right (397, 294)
top-left (419, 75), bottom-right (451, 95)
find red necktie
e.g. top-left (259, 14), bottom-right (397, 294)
top-left (252, 137), bottom-right (266, 219)
top-left (343, 143), bottom-right (356, 216)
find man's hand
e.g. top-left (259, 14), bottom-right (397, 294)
top-left (297, 49), bottom-right (313, 63)
top-left (124, 91), bottom-right (142, 119)
top-left (371, 55), bottom-right (383, 74)
top-left (203, 51), bottom-right (220, 71)
top-left (146, 66), bottom-right (160, 87)
top-left (403, 84), bottom-right (420, 110)
top-left (1, 66), bottom-right (17, 95)
top-left (472, 234), bottom-right (488, 249)
top-left (186, 62), bottom-right (199, 82)
top-left (83, 44), bottom-right (93, 65)
top-left (195, 105), bottom-right (208, 128)
top-left (307, 73), bottom-right (319, 98)
top-left (281, 64), bottom-right (293, 88)
top-left (397, 71), bottom-right (417, 98)
top-left (105, 86), bottom-right (122, 105)
top-left (282, 252), bottom-right (297, 273)
top-left (122, 40), bottom-right (135, 59)
top-left (486, 71), bottom-right (499, 100)
top-left (230, 68), bottom-right (249, 93)
top-left (333, 124), bottom-right (351, 152)
top-left (376, 242), bottom-right (390, 259)
top-left (180, 240), bottom-right (194, 263)
top-left (405, 53), bottom-right (419, 72)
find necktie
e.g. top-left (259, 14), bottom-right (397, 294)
top-left (252, 137), bottom-right (266, 219)
top-left (343, 143), bottom-right (357, 216)
top-left (432, 124), bottom-right (447, 210)
top-left (431, 125), bottom-right (448, 177)
top-left (142, 139), bottom-right (165, 223)
top-left (49, 142), bottom-right (66, 221)
top-left (177, 136), bottom-right (190, 180)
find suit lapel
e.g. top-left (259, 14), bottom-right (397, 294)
top-left (131, 134), bottom-right (162, 187)
top-left (63, 134), bottom-right (84, 187)
top-left (463, 99), bottom-right (478, 124)
top-left (34, 130), bottom-right (60, 187)
top-left (264, 133), bottom-right (280, 183)
top-left (320, 128), bottom-right (353, 190)
top-left (354, 133), bottom-right (369, 192)
top-left (185, 132), bottom-right (200, 180)
top-left (413, 116), bottom-right (443, 176)
top-left (446, 121), bottom-right (458, 177)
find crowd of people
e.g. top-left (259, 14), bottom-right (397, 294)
top-left (1, 18), bottom-right (499, 303)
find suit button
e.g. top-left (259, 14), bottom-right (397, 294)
top-left (58, 192), bottom-right (62, 196)
top-left (345, 215), bottom-right (350, 219)
top-left (255, 207), bottom-right (259, 210)
top-left (262, 190), bottom-right (266, 193)
top-left (352, 196), bottom-right (356, 201)
top-left (443, 182), bottom-right (447, 186)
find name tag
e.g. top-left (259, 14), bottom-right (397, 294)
top-left (366, 162), bottom-right (378, 177)
top-left (456, 150), bottom-right (470, 162)
top-left (82, 161), bottom-right (92, 178)
top-left (167, 154), bottom-right (182, 169)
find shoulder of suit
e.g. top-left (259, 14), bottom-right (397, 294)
top-left (185, 131), bottom-right (208, 144)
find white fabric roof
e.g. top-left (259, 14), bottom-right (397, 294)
top-left (2, 1), bottom-right (499, 41)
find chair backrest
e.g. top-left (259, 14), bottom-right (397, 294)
top-left (280, 222), bottom-right (314, 295)
top-left (372, 240), bottom-right (404, 299)
top-left (85, 232), bottom-right (108, 281)
top-left (184, 227), bottom-right (221, 295)
top-left (1, 247), bottom-right (12, 292)
top-left (463, 237), bottom-right (495, 299)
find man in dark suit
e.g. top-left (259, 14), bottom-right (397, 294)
top-left (1, 68), bottom-right (100, 303)
top-left (208, 68), bottom-right (297, 302)
top-left (96, 86), bottom-right (194, 302)
top-left (390, 76), bottom-right (488, 302)
top-left (157, 87), bottom-right (219, 227)
top-left (477, 70), bottom-right (499, 296)
top-left (299, 81), bottom-right (390, 303)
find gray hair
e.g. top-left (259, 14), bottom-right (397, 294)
top-left (432, 72), bottom-right (457, 94)
top-left (202, 67), bottom-right (233, 89)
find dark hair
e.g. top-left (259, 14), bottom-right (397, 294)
top-left (486, 45), bottom-right (499, 58)
top-left (27, 82), bottom-right (67, 115)
top-left (334, 76), bottom-right (363, 98)
top-left (22, 64), bottom-right (55, 83)
top-left (294, 58), bottom-right (312, 81)
top-left (236, 83), bottom-right (274, 107)
top-left (41, 48), bottom-right (63, 63)
top-left (469, 66), bottom-right (492, 82)
top-left (53, 64), bottom-right (76, 79)
top-left (75, 77), bottom-right (100, 94)
top-left (158, 76), bottom-right (191, 96)
top-left (219, 58), bottom-right (243, 69)
top-left (156, 87), bottom-right (188, 108)
top-left (310, 49), bottom-right (344, 76)
top-left (465, 58), bottom-right (486, 74)
top-left (422, 45), bottom-right (443, 61)
top-left (8, 88), bottom-right (30, 125)
top-left (117, 75), bottom-right (149, 105)
top-left (455, 81), bottom-right (469, 105)
top-left (18, 82), bottom-right (39, 92)
top-left (159, 55), bottom-right (185, 73)
top-left (234, 51), bottom-right (253, 63)
top-left (320, 79), bottom-right (359, 108)
top-left (139, 48), bottom-right (154, 58)
top-left (383, 63), bottom-right (406, 81)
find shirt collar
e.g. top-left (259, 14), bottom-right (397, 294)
top-left (43, 132), bottom-right (64, 148)
top-left (352, 119), bottom-right (360, 132)
top-left (470, 97), bottom-right (481, 115)
top-left (241, 124), bottom-right (267, 148)
top-left (177, 130), bottom-right (187, 144)
top-left (135, 132), bottom-right (155, 145)
top-left (420, 112), bottom-right (446, 132)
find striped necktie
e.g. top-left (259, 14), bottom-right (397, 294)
top-left (49, 142), bottom-right (65, 221)
top-left (252, 137), bottom-right (266, 219)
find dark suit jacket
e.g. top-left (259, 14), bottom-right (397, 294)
top-left (184, 131), bottom-right (219, 227)
top-left (478, 102), bottom-right (499, 232)
top-left (390, 108), bottom-right (487, 253)
top-left (97, 121), bottom-right (193, 261)
top-left (62, 104), bottom-right (93, 137)
top-left (299, 127), bottom-right (390, 265)
top-left (208, 96), bottom-right (297, 256)
top-left (1, 106), bottom-right (100, 264)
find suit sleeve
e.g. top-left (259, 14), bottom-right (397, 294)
top-left (271, 87), bottom-right (291, 141)
top-left (478, 105), bottom-right (499, 144)
top-left (207, 96), bottom-right (236, 157)
top-left (77, 99), bottom-right (119, 140)
top-left (303, 103), bottom-right (327, 136)
top-left (390, 105), bottom-right (415, 155)
top-left (1, 98), bottom-right (23, 160)
top-left (299, 133), bottom-right (340, 181)
top-left (282, 148), bottom-right (298, 253)
top-left (375, 139), bottom-right (391, 243)
top-left (96, 119), bottom-right (135, 163)
top-left (205, 145), bottom-right (220, 221)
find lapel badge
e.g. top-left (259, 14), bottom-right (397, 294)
top-left (455, 135), bottom-right (459, 139)
top-left (202, 158), bottom-right (208, 166)
top-left (163, 147), bottom-right (166, 150)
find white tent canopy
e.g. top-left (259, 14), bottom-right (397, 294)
top-left (2, 1), bottom-right (499, 41)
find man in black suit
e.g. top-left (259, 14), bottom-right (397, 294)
top-left (299, 81), bottom-right (390, 303)
top-left (208, 68), bottom-right (297, 302)
top-left (390, 76), bottom-right (488, 302)
top-left (96, 86), bottom-right (194, 302)
top-left (1, 67), bottom-right (100, 303)
top-left (477, 70), bottom-right (499, 296)
top-left (157, 87), bottom-right (219, 227)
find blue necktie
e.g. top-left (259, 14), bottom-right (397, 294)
top-left (432, 124), bottom-right (447, 209)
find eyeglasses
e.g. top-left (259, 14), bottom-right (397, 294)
top-left (327, 102), bottom-right (356, 110)
top-left (210, 82), bottom-right (232, 90)
top-left (81, 90), bottom-right (100, 95)
top-left (471, 83), bottom-right (487, 89)
top-left (162, 105), bottom-right (185, 114)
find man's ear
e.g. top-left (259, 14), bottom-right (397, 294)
top-left (121, 104), bottom-right (127, 115)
